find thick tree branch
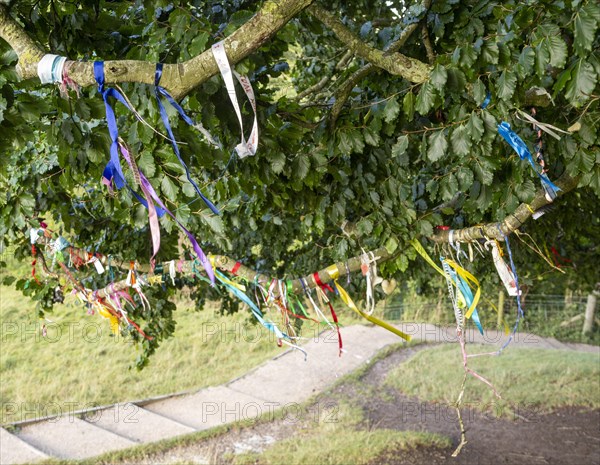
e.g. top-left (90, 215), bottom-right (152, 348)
top-left (0, 5), bottom-right (44, 78)
top-left (307, 4), bottom-right (431, 84)
top-left (38, 243), bottom-right (391, 299)
top-left (0, 0), bottom-right (314, 98)
top-left (431, 172), bottom-right (580, 243)
top-left (36, 172), bottom-right (580, 300)
top-left (328, 0), bottom-right (432, 127)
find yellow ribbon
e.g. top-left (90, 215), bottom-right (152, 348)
top-left (444, 259), bottom-right (481, 319)
top-left (411, 239), bottom-right (481, 322)
top-left (98, 305), bottom-right (120, 335)
top-left (326, 265), bottom-right (411, 341)
top-left (147, 275), bottom-right (163, 285)
top-left (209, 255), bottom-right (246, 291)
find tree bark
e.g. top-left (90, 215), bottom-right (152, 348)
top-left (0, 0), bottom-right (315, 98)
top-left (431, 173), bottom-right (580, 243)
top-left (307, 5), bottom-right (432, 84)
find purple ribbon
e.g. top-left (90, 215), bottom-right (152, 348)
top-left (119, 143), bottom-right (215, 285)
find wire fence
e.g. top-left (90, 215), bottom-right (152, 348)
top-left (383, 294), bottom-right (598, 344)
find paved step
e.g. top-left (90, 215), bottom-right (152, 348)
top-left (84, 403), bottom-right (196, 443)
top-left (228, 324), bottom-right (400, 405)
top-left (0, 427), bottom-right (48, 464)
top-left (144, 386), bottom-right (271, 430)
top-left (15, 416), bottom-right (136, 460)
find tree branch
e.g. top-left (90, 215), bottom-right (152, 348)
top-left (295, 49), bottom-right (353, 101)
top-left (38, 242), bottom-right (391, 299)
top-left (36, 172), bottom-right (580, 300)
top-left (430, 172), bottom-right (580, 243)
top-left (327, 0), bottom-right (432, 127)
top-left (0, 0), bottom-right (315, 98)
top-left (421, 25), bottom-right (435, 64)
top-left (0, 5), bottom-right (44, 78)
top-left (307, 4), bottom-right (431, 84)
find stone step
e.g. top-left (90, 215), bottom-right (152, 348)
top-left (85, 402), bottom-right (195, 443)
top-left (0, 427), bottom-right (48, 465)
top-left (228, 324), bottom-right (401, 405)
top-left (15, 416), bottom-right (136, 460)
top-left (144, 386), bottom-right (269, 430)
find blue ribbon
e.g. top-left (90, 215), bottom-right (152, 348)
top-left (93, 61), bottom-right (165, 217)
top-left (154, 64), bottom-right (219, 215)
top-left (480, 91), bottom-right (491, 109)
top-left (498, 228), bottom-right (524, 353)
top-left (214, 270), bottom-right (290, 341)
top-left (497, 121), bottom-right (560, 198)
top-left (442, 259), bottom-right (484, 335)
top-left (455, 273), bottom-right (484, 335)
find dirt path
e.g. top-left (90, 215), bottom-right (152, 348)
top-left (354, 347), bottom-right (600, 465)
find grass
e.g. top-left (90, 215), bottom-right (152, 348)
top-left (233, 401), bottom-right (450, 465)
top-left (385, 344), bottom-right (600, 414)
top-left (0, 270), bottom-right (382, 425)
top-left (0, 281), bottom-right (288, 424)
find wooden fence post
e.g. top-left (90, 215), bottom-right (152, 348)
top-left (583, 293), bottom-right (597, 336)
top-left (497, 290), bottom-right (505, 328)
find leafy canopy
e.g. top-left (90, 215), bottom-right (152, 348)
top-left (0, 0), bottom-right (598, 366)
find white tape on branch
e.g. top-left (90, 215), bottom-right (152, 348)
top-left (211, 41), bottom-right (258, 158)
top-left (37, 54), bottom-right (67, 84)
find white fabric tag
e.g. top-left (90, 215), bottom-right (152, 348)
top-left (211, 41), bottom-right (259, 158)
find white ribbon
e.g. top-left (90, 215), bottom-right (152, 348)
top-left (211, 41), bottom-right (258, 158)
top-left (485, 240), bottom-right (521, 296)
top-left (37, 54), bottom-right (67, 84)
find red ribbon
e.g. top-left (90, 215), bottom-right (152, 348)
top-left (231, 261), bottom-right (242, 275)
top-left (313, 272), bottom-right (342, 357)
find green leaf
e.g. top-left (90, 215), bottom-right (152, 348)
top-left (517, 46), bottom-right (535, 78)
top-left (565, 59), bottom-right (597, 106)
top-left (335, 238), bottom-right (349, 258)
top-left (138, 152), bottom-right (156, 178)
top-left (270, 152), bottom-right (286, 173)
top-left (160, 175), bottom-right (178, 201)
top-left (175, 203), bottom-right (191, 224)
top-left (553, 66), bottom-right (573, 96)
top-left (383, 97), bottom-right (401, 123)
top-left (427, 130), bottom-right (448, 162)
top-left (391, 135), bottom-right (409, 162)
top-left (481, 41), bottom-right (499, 64)
top-left (188, 32), bottom-right (209, 56)
top-left (440, 174), bottom-right (459, 201)
top-left (293, 155), bottom-right (310, 180)
top-left (497, 70), bottom-right (517, 101)
top-left (363, 126), bottom-right (381, 146)
top-left (403, 92), bottom-right (415, 121)
top-left (418, 219), bottom-right (433, 237)
top-left (467, 112), bottom-right (484, 142)
top-left (574, 6), bottom-right (598, 56)
top-left (430, 64), bottom-right (448, 91)
top-left (181, 180), bottom-right (196, 198)
top-left (450, 125), bottom-right (470, 156)
top-left (546, 35), bottom-right (568, 68)
top-left (415, 82), bottom-right (435, 114)
top-left (472, 79), bottom-right (486, 106)
top-left (460, 45), bottom-right (478, 67)
top-left (202, 213), bottom-right (225, 235)
top-left (456, 167), bottom-right (474, 191)
top-left (385, 235), bottom-right (399, 254)
top-left (356, 217), bottom-right (373, 236)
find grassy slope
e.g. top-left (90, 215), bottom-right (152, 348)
top-left (0, 282), bottom-right (286, 424)
top-left (386, 343), bottom-right (600, 412)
